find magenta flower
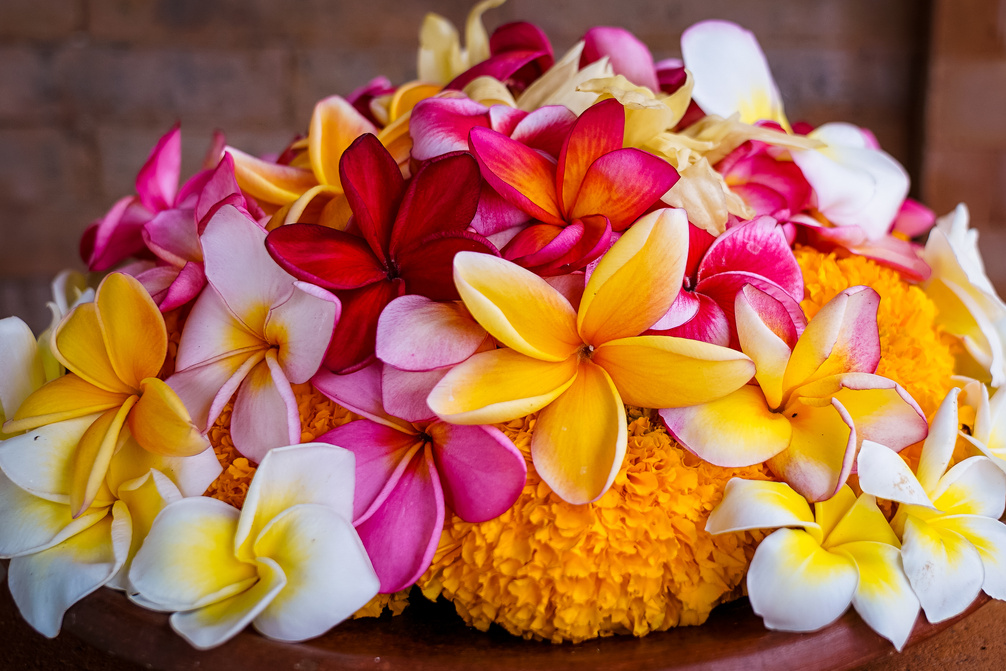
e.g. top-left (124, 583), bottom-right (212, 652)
top-left (313, 363), bottom-right (526, 593)
top-left (265, 133), bottom-right (497, 373)
top-left (445, 20), bottom-right (553, 94)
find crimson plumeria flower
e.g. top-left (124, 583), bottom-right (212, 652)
top-left (266, 133), bottom-right (497, 373)
top-left (469, 98), bottom-right (679, 274)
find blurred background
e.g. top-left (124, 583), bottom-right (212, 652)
top-left (1, 0), bottom-right (1001, 332)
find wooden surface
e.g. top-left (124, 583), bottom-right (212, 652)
top-left (2, 582), bottom-right (998, 671)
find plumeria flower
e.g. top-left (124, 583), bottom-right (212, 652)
top-left (167, 205), bottom-right (339, 462)
top-left (469, 97), bottom-right (679, 274)
top-left (312, 362), bottom-right (526, 592)
top-left (0, 417), bottom-right (221, 637)
top-left (0, 317), bottom-right (45, 438)
top-left (858, 387), bottom-right (1006, 622)
top-left (923, 204), bottom-right (1006, 386)
top-left (428, 208), bottom-right (755, 504)
top-left (128, 443), bottom-right (379, 650)
top-left (648, 216), bottom-right (805, 347)
top-left (707, 479), bottom-right (920, 650)
top-left (4, 273), bottom-right (209, 516)
top-left (265, 133), bottom-right (496, 373)
top-left (661, 284), bottom-right (928, 501)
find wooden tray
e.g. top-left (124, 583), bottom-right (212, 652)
top-left (2, 583), bottom-right (990, 671)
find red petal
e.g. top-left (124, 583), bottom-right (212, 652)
top-left (505, 215), bottom-right (611, 275)
top-left (396, 231), bottom-right (499, 301)
top-left (323, 279), bottom-right (405, 373)
top-left (266, 224), bottom-right (387, 291)
top-left (390, 152), bottom-right (481, 253)
top-left (569, 148), bottom-right (680, 230)
top-left (664, 293), bottom-right (731, 346)
top-left (557, 98), bottom-right (625, 218)
top-left (696, 272), bottom-right (807, 347)
top-left (338, 134), bottom-right (405, 265)
top-left (410, 97), bottom-right (490, 161)
top-left (697, 216), bottom-right (804, 301)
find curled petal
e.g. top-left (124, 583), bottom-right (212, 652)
top-left (70, 399), bottom-right (136, 517)
top-left (705, 478), bottom-right (818, 538)
top-left (768, 397), bottom-right (856, 502)
top-left (857, 440), bottom-right (932, 508)
top-left (136, 125), bottom-right (180, 212)
top-left (129, 377), bottom-right (209, 457)
top-left (228, 147), bottom-right (317, 205)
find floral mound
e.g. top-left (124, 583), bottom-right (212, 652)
top-left (418, 408), bottom-right (773, 643)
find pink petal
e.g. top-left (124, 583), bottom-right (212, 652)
top-left (428, 422), bottom-right (526, 522)
top-left (375, 295), bottom-right (487, 372)
top-left (312, 363), bottom-right (410, 430)
top-left (265, 224), bottom-right (387, 291)
top-left (503, 215), bottom-right (612, 275)
top-left (339, 134), bottom-right (406, 265)
top-left (396, 231), bottom-right (499, 301)
top-left (697, 216), bottom-right (803, 301)
top-left (510, 106), bottom-right (577, 159)
top-left (470, 185), bottom-right (531, 237)
top-left (135, 124), bottom-right (181, 212)
top-left (82, 196), bottom-right (153, 272)
top-left (581, 26), bottom-right (659, 91)
top-left (892, 198), bottom-right (936, 238)
top-left (230, 353), bottom-right (301, 462)
top-left (264, 281), bottom-right (340, 384)
top-left (447, 48), bottom-right (551, 92)
top-left (354, 445), bottom-right (444, 593)
top-left (322, 279), bottom-right (405, 373)
top-left (381, 366), bottom-right (447, 422)
top-left (487, 105), bottom-right (528, 137)
top-left (695, 272), bottom-right (806, 347)
top-left (390, 152), bottom-right (482, 253)
top-left (569, 148), bottom-right (679, 230)
top-left (737, 283), bottom-right (800, 349)
top-left (651, 289), bottom-right (700, 331)
top-left (557, 98), bottom-right (625, 218)
top-left (195, 153), bottom-right (248, 228)
top-left (130, 264), bottom-right (179, 307)
top-left (468, 126), bottom-right (565, 226)
top-left (143, 208), bottom-right (200, 266)
top-left (158, 261), bottom-right (206, 312)
top-left (664, 293), bottom-right (731, 346)
top-left (684, 223), bottom-right (716, 281)
top-left (317, 418), bottom-right (419, 521)
top-left (410, 97), bottom-right (490, 161)
top-left (168, 350), bottom-right (265, 432)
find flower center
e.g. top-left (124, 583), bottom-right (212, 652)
top-left (579, 344), bottom-right (595, 360)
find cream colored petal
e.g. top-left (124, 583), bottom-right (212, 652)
top-left (705, 478), bottom-right (820, 541)
top-left (0, 415), bottom-right (97, 502)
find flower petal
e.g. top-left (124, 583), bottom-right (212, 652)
top-left (531, 361), bottom-right (625, 504)
top-left (322, 279), bottom-right (405, 373)
top-left (167, 350), bottom-right (264, 433)
top-left (410, 97), bottom-right (491, 161)
top-left (376, 295), bottom-right (487, 372)
top-left (768, 397), bottom-right (856, 502)
top-left (592, 335), bottom-right (754, 408)
top-left (556, 98), bottom-right (624, 218)
top-left (0, 415), bottom-right (95, 502)
top-left (108, 438), bottom-right (222, 499)
top-left (5, 374), bottom-right (128, 434)
top-left (660, 385), bottom-right (791, 467)
top-left (70, 398), bottom-right (136, 517)
top-left (263, 281), bottom-right (339, 384)
top-left (453, 251), bottom-right (580, 361)
top-left (135, 124), bottom-right (180, 212)
top-left (230, 355), bottom-right (301, 463)
top-left (697, 216), bottom-right (803, 301)
top-left (705, 478), bottom-right (818, 536)
top-left (747, 528), bottom-right (857, 632)
top-left (52, 303), bottom-right (132, 394)
top-left (381, 366), bottom-right (447, 423)
top-left (396, 230), bottom-right (499, 302)
top-left (857, 440), bottom-right (933, 508)
top-left (174, 287), bottom-right (265, 371)
top-left (917, 388), bottom-right (961, 494)
top-left (0, 469), bottom-right (107, 556)
top-left (569, 149), bottom-right (679, 230)
top-left (228, 146), bottom-right (317, 205)
top-left (251, 504), bottom-right (379, 640)
top-left (901, 515), bottom-right (984, 623)
top-left (734, 286), bottom-right (795, 409)
top-left (932, 514), bottom-right (1006, 601)
top-left (308, 96), bottom-right (377, 189)
top-left (428, 348), bottom-right (578, 425)
top-left (0, 317), bottom-right (45, 431)
top-left (836, 541), bottom-right (920, 651)
top-left (931, 457), bottom-right (1006, 519)
top-left (339, 134), bottom-right (405, 265)
top-left (428, 422), bottom-right (526, 522)
top-left (265, 224), bottom-right (387, 291)
top-left (581, 27), bottom-right (659, 92)
top-left (129, 377), bottom-right (210, 457)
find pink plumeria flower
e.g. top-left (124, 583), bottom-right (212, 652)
top-left (167, 205), bottom-right (339, 462)
top-left (312, 363), bottom-right (526, 593)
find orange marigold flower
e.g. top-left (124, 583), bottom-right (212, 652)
top-left (417, 408), bottom-right (772, 643)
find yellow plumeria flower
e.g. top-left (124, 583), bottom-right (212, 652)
top-left (428, 208), bottom-right (754, 504)
top-left (707, 479), bottom-right (920, 650)
top-left (4, 273), bottom-right (209, 516)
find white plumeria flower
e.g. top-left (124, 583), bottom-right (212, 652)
top-left (706, 479), bottom-right (919, 650)
top-left (923, 204), bottom-right (1006, 386)
top-left (0, 417), bottom-right (221, 637)
top-left (858, 387), bottom-right (1006, 623)
top-left (128, 443), bottom-right (379, 650)
top-left (681, 20), bottom-right (909, 241)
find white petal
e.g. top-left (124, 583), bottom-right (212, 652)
top-left (252, 504), bottom-right (379, 641)
top-left (916, 388), bottom-right (960, 494)
top-left (0, 415), bottom-right (97, 502)
top-left (234, 443), bottom-right (356, 561)
top-left (836, 540), bottom-right (919, 651)
top-left (932, 514), bottom-right (1006, 600)
top-left (174, 286), bottom-right (265, 371)
top-left (264, 281), bottom-right (338, 384)
top-left (705, 478), bottom-right (819, 539)
top-left (931, 456), bottom-right (1006, 518)
top-left (901, 515), bottom-right (984, 623)
top-left (229, 355), bottom-right (300, 462)
top-left (0, 317), bottom-right (45, 431)
top-left (857, 440), bottom-right (933, 508)
top-left (108, 437), bottom-right (222, 499)
top-left (747, 528), bottom-right (857, 632)
top-left (0, 470), bottom-right (107, 557)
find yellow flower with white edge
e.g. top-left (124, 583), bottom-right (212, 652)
top-left (706, 479), bottom-right (919, 650)
top-left (858, 387), bottom-right (1006, 623)
top-left (428, 208), bottom-right (754, 504)
top-left (128, 443), bottom-right (379, 650)
top-left (3, 273), bottom-right (209, 516)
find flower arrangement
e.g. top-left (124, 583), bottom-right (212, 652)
top-left (2, 0), bottom-right (1006, 657)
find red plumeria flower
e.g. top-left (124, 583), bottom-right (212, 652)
top-left (468, 98), bottom-right (679, 275)
top-left (266, 133), bottom-right (497, 373)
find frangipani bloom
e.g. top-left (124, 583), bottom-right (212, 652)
top-left (469, 97), bottom-right (680, 273)
top-left (4, 273), bottom-right (209, 515)
top-left (923, 204), bottom-right (1006, 386)
top-left (313, 363), bottom-right (525, 592)
top-left (858, 388), bottom-right (1006, 623)
top-left (661, 285), bottom-right (928, 501)
top-left (707, 479), bottom-right (920, 650)
top-left (0, 417), bottom-right (221, 637)
top-left (428, 208), bottom-right (755, 503)
top-left (167, 205), bottom-right (339, 462)
top-left (129, 443), bottom-right (379, 649)
top-left (266, 133), bottom-right (495, 373)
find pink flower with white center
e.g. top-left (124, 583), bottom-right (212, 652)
top-left (167, 205), bottom-right (339, 462)
top-left (313, 363), bottom-right (526, 593)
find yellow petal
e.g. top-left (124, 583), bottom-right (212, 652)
top-left (52, 303), bottom-right (133, 394)
top-left (453, 252), bottom-right (581, 362)
top-left (95, 273), bottom-right (167, 389)
top-left (823, 493), bottom-right (900, 548)
top-left (70, 397), bottom-right (137, 517)
top-left (387, 82), bottom-right (442, 121)
top-left (428, 348), bottom-right (578, 425)
top-left (531, 361), bottom-right (626, 504)
top-left (578, 208), bottom-right (688, 344)
top-left (5, 374), bottom-right (128, 434)
top-left (592, 334), bottom-right (754, 408)
top-left (228, 146), bottom-right (318, 205)
top-left (308, 96), bottom-right (377, 189)
top-left (128, 377), bottom-right (210, 457)
top-left (768, 398), bottom-right (854, 502)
